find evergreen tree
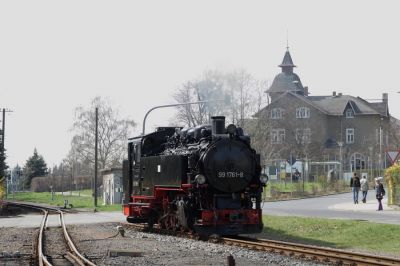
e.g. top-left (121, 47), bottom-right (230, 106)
top-left (23, 148), bottom-right (48, 188)
top-left (0, 147), bottom-right (8, 179)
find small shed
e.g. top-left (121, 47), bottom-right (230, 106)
top-left (101, 168), bottom-right (123, 205)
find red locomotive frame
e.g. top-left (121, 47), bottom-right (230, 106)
top-left (123, 184), bottom-right (262, 235)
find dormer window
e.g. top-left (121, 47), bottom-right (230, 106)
top-left (345, 109), bottom-right (354, 118)
top-left (271, 108), bottom-right (283, 119)
top-left (296, 107), bottom-right (310, 118)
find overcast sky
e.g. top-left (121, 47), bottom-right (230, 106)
top-left (1, 0), bottom-right (400, 168)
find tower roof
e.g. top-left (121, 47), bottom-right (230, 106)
top-left (279, 49), bottom-right (296, 68)
top-left (266, 48), bottom-right (304, 95)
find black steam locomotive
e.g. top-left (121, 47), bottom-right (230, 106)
top-left (123, 116), bottom-right (266, 235)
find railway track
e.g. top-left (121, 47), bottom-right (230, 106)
top-left (224, 236), bottom-right (400, 266)
top-left (123, 222), bottom-right (400, 266)
top-left (4, 201), bottom-right (95, 266)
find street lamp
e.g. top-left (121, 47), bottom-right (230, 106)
top-left (337, 141), bottom-right (343, 179)
top-left (142, 100), bottom-right (223, 135)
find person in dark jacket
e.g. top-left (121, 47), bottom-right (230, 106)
top-left (375, 177), bottom-right (385, 211)
top-left (350, 172), bottom-right (361, 204)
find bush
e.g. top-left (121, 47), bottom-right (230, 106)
top-left (0, 177), bottom-right (4, 199)
top-left (316, 175), bottom-right (328, 192)
top-left (384, 163), bottom-right (400, 205)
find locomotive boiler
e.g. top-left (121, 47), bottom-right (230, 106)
top-left (123, 116), bottom-right (266, 235)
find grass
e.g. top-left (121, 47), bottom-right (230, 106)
top-left (6, 191), bottom-right (122, 212)
top-left (259, 215), bottom-right (400, 257)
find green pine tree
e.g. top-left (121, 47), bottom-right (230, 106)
top-left (23, 148), bottom-right (48, 188)
top-left (0, 147), bottom-right (8, 198)
top-left (0, 146), bottom-right (8, 178)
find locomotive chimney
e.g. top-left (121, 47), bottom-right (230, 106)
top-left (211, 116), bottom-right (225, 137)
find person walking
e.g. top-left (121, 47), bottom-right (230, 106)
top-left (375, 177), bottom-right (385, 211)
top-left (360, 175), bottom-right (369, 203)
top-left (350, 172), bottom-right (361, 204)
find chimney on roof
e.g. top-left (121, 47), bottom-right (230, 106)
top-left (338, 92), bottom-right (342, 96)
top-left (304, 86), bottom-right (309, 96)
top-left (332, 91), bottom-right (336, 96)
top-left (382, 93), bottom-right (388, 103)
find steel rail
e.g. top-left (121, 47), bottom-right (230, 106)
top-left (3, 202), bottom-right (53, 266)
top-left (38, 210), bottom-right (52, 266)
top-left (222, 236), bottom-right (400, 266)
top-left (60, 211), bottom-right (96, 266)
top-left (3, 201), bottom-right (96, 266)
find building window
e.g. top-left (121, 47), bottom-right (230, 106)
top-left (346, 128), bottom-right (354, 143)
top-left (271, 129), bottom-right (285, 144)
top-left (345, 109), bottom-right (354, 118)
top-left (271, 108), bottom-right (283, 119)
top-left (351, 153), bottom-right (366, 171)
top-left (296, 107), bottom-right (310, 118)
top-left (295, 128), bottom-right (311, 144)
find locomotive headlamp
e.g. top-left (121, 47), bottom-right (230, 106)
top-left (195, 174), bottom-right (206, 184)
top-left (226, 124), bottom-right (237, 135)
top-left (260, 174), bottom-right (269, 184)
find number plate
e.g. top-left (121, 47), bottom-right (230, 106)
top-left (218, 171), bottom-right (244, 178)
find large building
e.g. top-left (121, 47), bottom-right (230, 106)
top-left (260, 48), bottom-right (397, 178)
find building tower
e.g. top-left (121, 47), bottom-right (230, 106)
top-left (266, 48), bottom-right (307, 102)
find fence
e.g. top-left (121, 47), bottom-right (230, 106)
top-left (31, 175), bottom-right (93, 192)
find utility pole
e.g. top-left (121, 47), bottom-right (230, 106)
top-left (1, 108), bottom-right (13, 199)
top-left (338, 141), bottom-right (343, 179)
top-left (2, 109), bottom-right (4, 151)
top-left (94, 107), bottom-right (98, 207)
top-left (379, 118), bottom-right (383, 177)
top-left (61, 164), bottom-right (64, 196)
top-left (0, 108), bottom-right (13, 148)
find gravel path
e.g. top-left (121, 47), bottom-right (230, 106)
top-left (68, 223), bottom-right (327, 266)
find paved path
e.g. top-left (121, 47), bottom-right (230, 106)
top-left (262, 191), bottom-right (400, 225)
top-left (1, 192), bottom-right (399, 227)
top-left (0, 211), bottom-right (126, 228)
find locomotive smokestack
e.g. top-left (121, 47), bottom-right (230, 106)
top-left (211, 116), bottom-right (225, 136)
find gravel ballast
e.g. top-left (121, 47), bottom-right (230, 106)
top-left (0, 219), bottom-right (328, 266)
top-left (68, 223), bottom-right (327, 266)
top-left (0, 227), bottom-right (36, 266)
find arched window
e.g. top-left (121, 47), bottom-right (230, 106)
top-left (350, 153), bottom-right (366, 171)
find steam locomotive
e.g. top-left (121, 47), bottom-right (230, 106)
top-left (123, 116), bottom-right (266, 235)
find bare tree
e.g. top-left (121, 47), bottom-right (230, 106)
top-left (173, 70), bottom-right (227, 126)
top-left (173, 69), bottom-right (266, 127)
top-left (387, 116), bottom-right (400, 148)
top-left (70, 97), bottom-right (136, 170)
top-left (241, 80), bottom-right (274, 161)
top-left (225, 69), bottom-right (262, 127)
